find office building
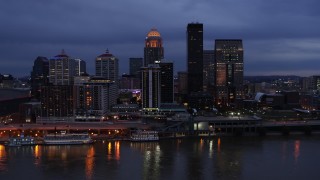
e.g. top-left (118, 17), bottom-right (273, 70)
top-left (95, 50), bottom-right (119, 83)
top-left (19, 101), bottom-right (41, 123)
top-left (39, 85), bottom-right (74, 123)
top-left (203, 50), bottom-right (215, 93)
top-left (187, 23), bottom-right (203, 93)
top-left (49, 50), bottom-right (77, 85)
top-left (215, 39), bottom-right (244, 106)
top-left (177, 71), bottom-right (188, 95)
top-left (129, 58), bottom-right (143, 77)
top-left (141, 64), bottom-right (161, 109)
top-left (119, 74), bottom-right (141, 90)
top-left (74, 76), bottom-right (117, 122)
top-left (74, 58), bottom-right (87, 76)
top-left (30, 56), bottom-right (49, 100)
top-left (144, 28), bottom-right (164, 66)
top-left (309, 76), bottom-right (320, 91)
top-left (157, 61), bottom-right (174, 103)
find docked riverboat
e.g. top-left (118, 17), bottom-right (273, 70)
top-left (130, 130), bottom-right (159, 142)
top-left (43, 132), bottom-right (93, 145)
top-left (6, 134), bottom-right (36, 147)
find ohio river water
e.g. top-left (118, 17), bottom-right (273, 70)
top-left (0, 136), bottom-right (320, 180)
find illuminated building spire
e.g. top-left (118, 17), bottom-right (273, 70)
top-left (144, 28), bottom-right (164, 66)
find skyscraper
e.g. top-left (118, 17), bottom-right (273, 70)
top-left (141, 64), bottom-right (161, 109)
top-left (187, 23), bottom-right (203, 93)
top-left (178, 71), bottom-right (188, 95)
top-left (95, 50), bottom-right (119, 83)
top-left (215, 39), bottom-right (244, 106)
top-left (39, 85), bottom-right (74, 123)
top-left (144, 28), bottom-right (164, 66)
top-left (30, 56), bottom-right (49, 100)
top-left (203, 50), bottom-right (215, 93)
top-left (74, 58), bottom-right (87, 76)
top-left (157, 61), bottom-right (174, 103)
top-left (49, 50), bottom-right (77, 85)
top-left (74, 76), bottom-right (117, 122)
top-left (129, 57), bottom-right (143, 77)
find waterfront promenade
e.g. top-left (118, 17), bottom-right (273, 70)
top-left (0, 121), bottom-right (152, 142)
top-left (0, 121), bottom-right (151, 131)
top-left (1, 117), bottom-right (320, 142)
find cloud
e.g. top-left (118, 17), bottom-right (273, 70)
top-left (0, 0), bottom-right (320, 77)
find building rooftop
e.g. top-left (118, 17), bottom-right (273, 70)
top-left (147, 28), bottom-right (161, 37)
top-left (98, 49), bottom-right (114, 58)
top-left (53, 49), bottom-right (69, 58)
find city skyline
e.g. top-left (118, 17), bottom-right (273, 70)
top-left (1, 0), bottom-right (320, 77)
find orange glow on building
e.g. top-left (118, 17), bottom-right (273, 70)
top-left (144, 28), bottom-right (164, 66)
top-left (147, 29), bottom-right (161, 37)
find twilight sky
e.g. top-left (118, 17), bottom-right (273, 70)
top-left (1, 0), bottom-right (320, 77)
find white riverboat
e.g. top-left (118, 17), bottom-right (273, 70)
top-left (130, 130), bottom-right (159, 142)
top-left (44, 132), bottom-right (93, 145)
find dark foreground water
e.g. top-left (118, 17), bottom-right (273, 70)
top-left (0, 136), bottom-right (320, 180)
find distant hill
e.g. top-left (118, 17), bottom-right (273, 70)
top-left (244, 75), bottom-right (302, 83)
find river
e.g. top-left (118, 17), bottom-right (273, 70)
top-left (0, 136), bottom-right (319, 180)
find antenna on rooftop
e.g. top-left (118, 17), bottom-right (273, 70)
top-left (61, 49), bottom-right (66, 55)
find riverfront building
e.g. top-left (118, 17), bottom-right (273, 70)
top-left (74, 76), bottom-right (117, 122)
top-left (39, 85), bottom-right (74, 123)
top-left (214, 39), bottom-right (244, 106)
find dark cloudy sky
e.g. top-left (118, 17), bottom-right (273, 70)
top-left (1, 0), bottom-right (320, 77)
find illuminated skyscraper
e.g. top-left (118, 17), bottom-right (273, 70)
top-left (49, 50), bottom-right (77, 85)
top-left (144, 28), bottom-right (164, 66)
top-left (215, 39), bottom-right (244, 106)
top-left (141, 64), bottom-right (161, 109)
top-left (95, 50), bottom-right (119, 83)
top-left (187, 23), bottom-right (203, 93)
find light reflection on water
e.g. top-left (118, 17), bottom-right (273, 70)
top-left (0, 137), bottom-right (319, 179)
top-left (85, 146), bottom-right (95, 180)
top-left (294, 140), bottom-right (300, 164)
top-left (0, 145), bottom-right (7, 171)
